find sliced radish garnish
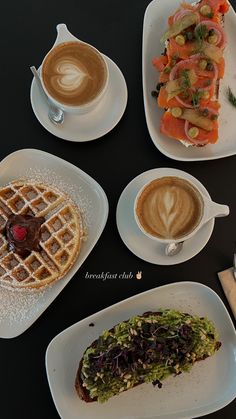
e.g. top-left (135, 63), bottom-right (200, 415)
top-left (169, 56), bottom-right (218, 106)
top-left (173, 9), bottom-right (200, 24)
top-left (195, 21), bottom-right (226, 49)
top-left (169, 55), bottom-right (200, 81)
top-left (205, 106), bottom-right (218, 116)
top-left (175, 96), bottom-right (194, 108)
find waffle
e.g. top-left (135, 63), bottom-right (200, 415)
top-left (0, 180), bottom-right (84, 289)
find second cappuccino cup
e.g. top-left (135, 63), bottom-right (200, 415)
top-left (134, 176), bottom-right (229, 244)
top-left (41, 40), bottom-right (109, 115)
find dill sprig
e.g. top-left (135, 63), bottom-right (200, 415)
top-left (194, 24), bottom-right (209, 52)
top-left (180, 69), bottom-right (191, 89)
top-left (191, 90), bottom-right (201, 108)
top-left (228, 87), bottom-right (236, 108)
top-left (195, 24), bottom-right (208, 43)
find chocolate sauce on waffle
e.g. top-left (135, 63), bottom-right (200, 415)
top-left (5, 214), bottom-right (45, 257)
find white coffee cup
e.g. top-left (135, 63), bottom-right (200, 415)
top-left (40, 24), bottom-right (109, 115)
top-left (134, 175), bottom-right (229, 244)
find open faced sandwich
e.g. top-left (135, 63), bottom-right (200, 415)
top-left (75, 309), bottom-right (221, 403)
top-left (152, 0), bottom-right (230, 146)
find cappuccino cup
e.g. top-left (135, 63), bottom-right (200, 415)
top-left (40, 24), bottom-right (109, 115)
top-left (134, 176), bottom-right (229, 244)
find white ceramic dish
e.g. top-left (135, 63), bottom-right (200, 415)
top-left (143, 0), bottom-right (236, 161)
top-left (116, 168), bottom-right (215, 265)
top-left (31, 53), bottom-right (127, 141)
top-left (46, 281), bottom-right (236, 419)
top-left (0, 149), bottom-right (108, 338)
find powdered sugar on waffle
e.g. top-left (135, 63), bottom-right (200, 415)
top-left (23, 167), bottom-right (92, 229)
top-left (0, 167), bottom-right (91, 329)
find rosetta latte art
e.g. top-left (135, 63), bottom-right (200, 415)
top-left (42, 41), bottom-right (107, 106)
top-left (136, 177), bottom-right (203, 240)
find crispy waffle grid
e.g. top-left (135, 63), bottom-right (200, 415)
top-left (0, 181), bottom-right (83, 289)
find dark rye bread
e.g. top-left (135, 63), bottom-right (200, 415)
top-left (75, 311), bottom-right (221, 403)
top-left (75, 312), bottom-right (161, 402)
top-left (75, 359), bottom-right (93, 402)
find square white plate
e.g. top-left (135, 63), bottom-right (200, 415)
top-left (46, 281), bottom-right (236, 419)
top-left (143, 0), bottom-right (236, 161)
top-left (0, 149), bottom-right (108, 338)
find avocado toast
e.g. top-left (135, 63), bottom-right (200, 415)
top-left (75, 309), bottom-right (221, 403)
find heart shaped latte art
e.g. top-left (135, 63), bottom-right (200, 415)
top-left (42, 41), bottom-right (108, 106)
top-left (53, 59), bottom-right (90, 94)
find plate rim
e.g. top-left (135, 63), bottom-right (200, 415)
top-left (142, 0), bottom-right (236, 162)
top-left (45, 281), bottom-right (236, 419)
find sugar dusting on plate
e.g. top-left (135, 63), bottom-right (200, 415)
top-left (0, 286), bottom-right (48, 325)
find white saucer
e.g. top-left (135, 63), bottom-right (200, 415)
top-left (116, 168), bottom-right (215, 265)
top-left (30, 55), bottom-right (128, 142)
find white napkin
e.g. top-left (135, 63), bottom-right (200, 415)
top-left (218, 267), bottom-right (236, 319)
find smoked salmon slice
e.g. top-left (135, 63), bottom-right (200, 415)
top-left (152, 0), bottom-right (229, 146)
top-left (160, 111), bottom-right (218, 144)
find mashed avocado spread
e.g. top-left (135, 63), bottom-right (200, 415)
top-left (81, 309), bottom-right (220, 403)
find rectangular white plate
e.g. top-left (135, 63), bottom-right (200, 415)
top-left (0, 149), bottom-right (108, 338)
top-left (46, 281), bottom-right (236, 419)
top-left (143, 0), bottom-right (236, 161)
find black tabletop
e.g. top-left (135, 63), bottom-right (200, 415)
top-left (1, 0), bottom-right (236, 418)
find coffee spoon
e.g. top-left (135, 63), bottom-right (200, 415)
top-left (165, 241), bottom-right (184, 257)
top-left (30, 66), bottom-right (64, 125)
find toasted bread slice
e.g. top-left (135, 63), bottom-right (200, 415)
top-left (153, 0), bottom-right (230, 146)
top-left (75, 310), bottom-right (221, 403)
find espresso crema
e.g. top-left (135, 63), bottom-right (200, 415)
top-left (42, 41), bottom-right (107, 106)
top-left (136, 177), bottom-right (204, 240)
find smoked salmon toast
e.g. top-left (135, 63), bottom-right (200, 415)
top-left (152, 0), bottom-right (229, 146)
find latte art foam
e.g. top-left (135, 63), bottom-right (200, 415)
top-left (42, 41), bottom-right (107, 106)
top-left (136, 177), bottom-right (204, 240)
top-left (53, 60), bottom-right (89, 93)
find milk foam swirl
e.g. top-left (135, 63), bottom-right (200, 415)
top-left (42, 42), bottom-right (107, 106)
top-left (53, 59), bottom-right (89, 94)
top-left (136, 177), bottom-right (203, 240)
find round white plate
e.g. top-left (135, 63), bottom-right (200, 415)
top-left (30, 56), bottom-right (128, 142)
top-left (116, 168), bottom-right (215, 265)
